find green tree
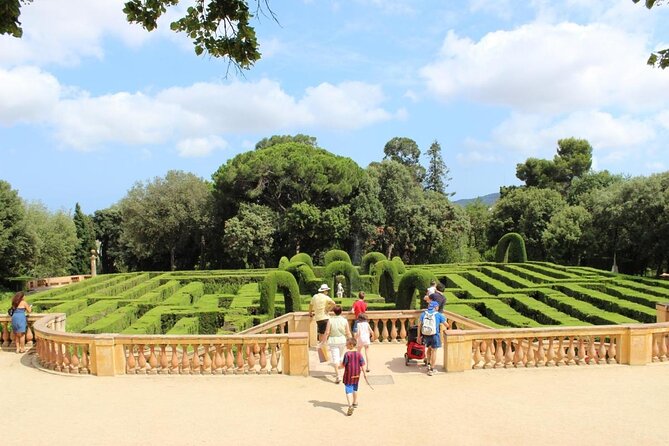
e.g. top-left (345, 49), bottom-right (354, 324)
top-left (71, 203), bottom-right (97, 275)
top-left (255, 134), bottom-right (318, 150)
top-left (24, 202), bottom-right (77, 278)
top-left (542, 205), bottom-right (592, 265)
top-left (120, 170), bottom-right (213, 271)
top-left (348, 172), bottom-right (385, 262)
top-left (633, 0), bottom-right (669, 68)
top-left (424, 140), bottom-right (453, 196)
top-left (488, 187), bottom-right (567, 260)
top-left (464, 199), bottom-right (491, 257)
top-left (567, 170), bottom-right (625, 206)
top-left (383, 137), bottom-right (425, 183)
top-left (222, 203), bottom-right (276, 268)
top-left (92, 207), bottom-right (124, 273)
top-left (1, 0), bottom-right (272, 69)
top-left (281, 202), bottom-right (321, 254)
top-left (0, 180), bottom-right (34, 278)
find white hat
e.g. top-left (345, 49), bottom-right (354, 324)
top-left (318, 284), bottom-right (330, 292)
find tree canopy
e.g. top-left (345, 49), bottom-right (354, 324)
top-left (634, 0), bottom-right (669, 69)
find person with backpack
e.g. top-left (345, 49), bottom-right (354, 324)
top-left (429, 282), bottom-right (446, 313)
top-left (417, 298), bottom-right (447, 376)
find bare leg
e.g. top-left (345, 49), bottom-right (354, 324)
top-left (15, 334), bottom-right (20, 353)
top-left (352, 390), bottom-right (358, 406)
top-left (364, 345), bottom-right (370, 371)
top-left (20, 334), bottom-right (26, 353)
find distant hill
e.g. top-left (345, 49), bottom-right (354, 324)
top-left (453, 192), bottom-right (500, 207)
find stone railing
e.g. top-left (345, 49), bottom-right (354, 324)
top-left (0, 313), bottom-right (43, 351)
top-left (443, 322), bottom-right (669, 371)
top-left (26, 275), bottom-right (91, 291)
top-left (29, 313), bottom-right (308, 376)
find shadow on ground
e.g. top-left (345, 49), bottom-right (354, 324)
top-left (308, 400), bottom-right (348, 415)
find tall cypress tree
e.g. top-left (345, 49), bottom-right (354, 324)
top-left (424, 140), bottom-right (453, 196)
top-left (71, 203), bottom-right (97, 275)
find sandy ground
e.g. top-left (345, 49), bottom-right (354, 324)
top-left (1, 344), bottom-right (667, 446)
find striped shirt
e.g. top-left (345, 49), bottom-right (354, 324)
top-left (342, 351), bottom-right (365, 385)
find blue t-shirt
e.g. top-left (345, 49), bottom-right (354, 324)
top-left (420, 310), bottom-right (446, 335)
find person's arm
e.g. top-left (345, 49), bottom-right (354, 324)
top-left (345, 321), bottom-right (352, 338)
top-left (416, 315), bottom-right (422, 343)
top-left (323, 321), bottom-right (331, 340)
top-left (308, 298), bottom-right (314, 317)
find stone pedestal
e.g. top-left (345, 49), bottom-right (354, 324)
top-left (443, 331), bottom-right (473, 372)
top-left (282, 333), bottom-right (309, 376)
top-left (656, 303), bottom-right (669, 322)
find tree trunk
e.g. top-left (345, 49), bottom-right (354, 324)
top-left (170, 246), bottom-right (176, 271)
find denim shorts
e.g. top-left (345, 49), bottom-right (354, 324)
top-left (344, 383), bottom-right (359, 394)
top-left (423, 334), bottom-right (441, 349)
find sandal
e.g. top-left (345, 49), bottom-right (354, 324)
top-left (346, 406), bottom-right (354, 416)
top-left (335, 377), bottom-right (341, 384)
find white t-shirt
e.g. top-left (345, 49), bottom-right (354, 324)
top-left (356, 321), bottom-right (372, 346)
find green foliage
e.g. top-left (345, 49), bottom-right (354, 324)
top-left (278, 256), bottom-right (290, 269)
top-left (542, 205), bottom-right (591, 264)
top-left (323, 260), bottom-right (359, 296)
top-left (396, 268), bottom-right (435, 310)
top-left (289, 253), bottom-right (313, 268)
top-left (283, 261), bottom-right (318, 294)
top-left (391, 256), bottom-right (406, 274)
top-left (324, 249), bottom-right (351, 266)
top-left (0, 180), bottom-right (33, 278)
top-left (633, 0), bottom-right (669, 68)
top-left (223, 203), bottom-right (276, 268)
top-left (24, 202), bottom-right (77, 278)
top-left (256, 134), bottom-right (318, 150)
top-left (92, 207), bottom-right (124, 274)
top-left (360, 252), bottom-right (386, 274)
top-left (495, 233), bottom-right (528, 263)
top-left (258, 271), bottom-right (301, 316)
top-left (71, 203), bottom-right (97, 275)
top-left (383, 137), bottom-right (425, 182)
top-left (371, 260), bottom-right (399, 300)
top-left (423, 140), bottom-right (453, 196)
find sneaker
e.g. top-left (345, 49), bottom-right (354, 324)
top-left (346, 406), bottom-right (354, 416)
top-left (335, 377), bottom-right (341, 384)
top-left (352, 403), bottom-right (358, 408)
top-left (427, 369), bottom-right (433, 376)
top-left (366, 368), bottom-right (370, 373)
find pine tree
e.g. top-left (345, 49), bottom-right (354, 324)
top-left (424, 140), bottom-right (453, 196)
top-left (71, 203), bottom-right (97, 275)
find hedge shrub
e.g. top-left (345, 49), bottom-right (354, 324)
top-left (392, 256), bottom-right (406, 274)
top-left (290, 253), bottom-right (313, 268)
top-left (495, 232), bottom-right (527, 263)
top-left (361, 252), bottom-right (387, 274)
top-left (259, 271), bottom-right (301, 316)
top-left (396, 268), bottom-right (435, 310)
top-left (371, 260), bottom-right (399, 301)
top-left (278, 256), bottom-right (290, 270)
top-left (324, 249), bottom-right (351, 266)
top-left (323, 260), bottom-right (359, 296)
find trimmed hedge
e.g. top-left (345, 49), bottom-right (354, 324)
top-left (444, 273), bottom-right (490, 299)
top-left (555, 283), bottom-right (656, 323)
top-left (259, 271), bottom-right (301, 316)
top-left (361, 252), bottom-right (387, 274)
top-left (505, 294), bottom-right (588, 326)
top-left (392, 256), bottom-right (406, 274)
top-left (283, 261), bottom-right (319, 294)
top-left (81, 305), bottom-right (140, 334)
top-left (278, 256), bottom-right (290, 270)
top-left (532, 288), bottom-right (637, 325)
top-left (396, 268), bottom-right (435, 310)
top-left (472, 299), bottom-right (541, 328)
top-left (324, 249), bottom-right (351, 266)
top-left (66, 300), bottom-right (120, 332)
top-left (323, 260), bottom-right (359, 296)
top-left (290, 253), bottom-right (313, 268)
top-left (166, 316), bottom-right (199, 335)
top-left (371, 260), bottom-right (399, 300)
top-left (495, 232), bottom-right (527, 263)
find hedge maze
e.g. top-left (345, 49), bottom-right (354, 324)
top-left (2, 248), bottom-right (669, 335)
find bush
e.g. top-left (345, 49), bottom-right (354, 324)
top-left (495, 232), bottom-right (527, 263)
top-left (360, 252), bottom-right (387, 274)
top-left (323, 260), bottom-right (359, 296)
top-left (258, 271), bottom-right (301, 316)
top-left (290, 253), bottom-right (313, 268)
top-left (278, 256), bottom-right (290, 269)
top-left (324, 249), bottom-right (351, 266)
top-left (396, 268), bottom-right (435, 309)
top-left (392, 256), bottom-right (406, 274)
top-left (371, 260), bottom-right (399, 301)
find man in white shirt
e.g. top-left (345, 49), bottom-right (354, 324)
top-left (309, 283), bottom-right (336, 344)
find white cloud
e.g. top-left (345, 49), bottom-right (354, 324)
top-left (421, 22), bottom-right (669, 114)
top-left (456, 150), bottom-right (501, 164)
top-left (645, 161), bottom-right (666, 172)
top-left (469, 0), bottom-right (513, 20)
top-left (0, 0), bottom-right (152, 67)
top-left (0, 67), bottom-right (61, 124)
top-left (1, 70), bottom-right (396, 151)
top-left (176, 136), bottom-right (228, 158)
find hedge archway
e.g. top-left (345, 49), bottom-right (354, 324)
top-left (278, 256), bottom-right (290, 269)
top-left (324, 249), bottom-right (352, 266)
top-left (290, 253), bottom-right (313, 268)
top-left (495, 232), bottom-right (528, 263)
top-left (361, 252), bottom-right (387, 274)
top-left (283, 261), bottom-right (320, 294)
top-left (259, 271), bottom-right (301, 316)
top-left (392, 256), bottom-right (406, 274)
top-left (323, 260), bottom-right (359, 297)
top-left (396, 268), bottom-right (435, 310)
top-left (371, 259), bottom-right (399, 302)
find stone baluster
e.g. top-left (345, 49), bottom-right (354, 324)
top-left (202, 345), bottom-right (212, 374)
top-left (587, 337), bottom-right (598, 365)
top-left (62, 343), bottom-right (71, 373)
top-left (147, 345), bottom-right (158, 374)
top-left (494, 339), bottom-right (504, 368)
top-left (399, 319), bottom-right (407, 342)
top-left (513, 339), bottom-right (524, 367)
top-left (567, 337), bottom-right (576, 366)
top-left (80, 344), bottom-right (89, 374)
top-left (158, 345), bottom-right (169, 374)
top-left (69, 344), bottom-right (80, 374)
top-left (258, 343), bottom-right (268, 374)
top-left (555, 338), bottom-right (565, 366)
top-left (504, 339), bottom-right (515, 368)
top-left (246, 345), bottom-right (256, 374)
top-left (652, 335), bottom-right (660, 362)
top-left (390, 319), bottom-right (398, 342)
top-left (169, 345), bottom-right (179, 374)
top-left (381, 319), bottom-right (389, 342)
top-left (191, 344), bottom-right (201, 374)
top-left (47, 340), bottom-right (56, 369)
top-left (253, 342), bottom-right (261, 363)
top-left (608, 336), bottom-right (618, 364)
top-left (225, 345), bottom-right (235, 374)
top-left (136, 344), bottom-right (147, 374)
top-left (597, 337), bottom-right (607, 365)
top-left (483, 340), bottom-right (494, 369)
top-left (270, 343), bottom-right (279, 374)
top-left (577, 337), bottom-right (586, 365)
top-left (373, 321), bottom-right (380, 343)
top-left (525, 339), bottom-right (536, 368)
top-left (181, 344), bottom-right (191, 374)
top-left (1, 322), bottom-right (9, 347)
top-left (26, 323), bottom-right (34, 347)
top-left (213, 345), bottom-right (224, 374)
top-left (9, 329), bottom-right (15, 348)
top-left (472, 340), bottom-right (483, 369)
top-left (54, 342), bottom-right (63, 372)
top-left (235, 343), bottom-right (245, 374)
top-left (657, 333), bottom-right (667, 361)
top-left (536, 338), bottom-right (546, 367)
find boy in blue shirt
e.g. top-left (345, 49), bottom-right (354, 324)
top-left (417, 299), bottom-right (448, 376)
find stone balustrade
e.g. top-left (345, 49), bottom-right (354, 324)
top-left (0, 314), bottom-right (42, 351)
top-left (443, 322), bottom-right (669, 372)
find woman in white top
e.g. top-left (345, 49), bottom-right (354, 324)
top-left (324, 305), bottom-right (351, 384)
top-left (355, 313), bottom-right (373, 373)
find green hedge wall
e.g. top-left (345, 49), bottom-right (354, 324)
top-left (371, 259), bottom-right (399, 300)
top-left (392, 256), bottom-right (406, 274)
top-left (324, 249), bottom-right (351, 266)
top-left (289, 253), bottom-right (313, 268)
top-left (259, 271), bottom-right (301, 316)
top-left (396, 268), bottom-right (435, 310)
top-left (361, 252), bottom-right (387, 274)
top-left (323, 260), bottom-right (359, 296)
top-left (495, 232), bottom-right (527, 263)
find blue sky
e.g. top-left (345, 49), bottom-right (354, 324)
top-left (1, 0), bottom-right (669, 214)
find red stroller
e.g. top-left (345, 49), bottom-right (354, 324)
top-left (404, 325), bottom-right (428, 366)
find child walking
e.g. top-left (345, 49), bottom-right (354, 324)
top-left (340, 337), bottom-right (367, 416)
top-left (355, 313), bottom-right (373, 372)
